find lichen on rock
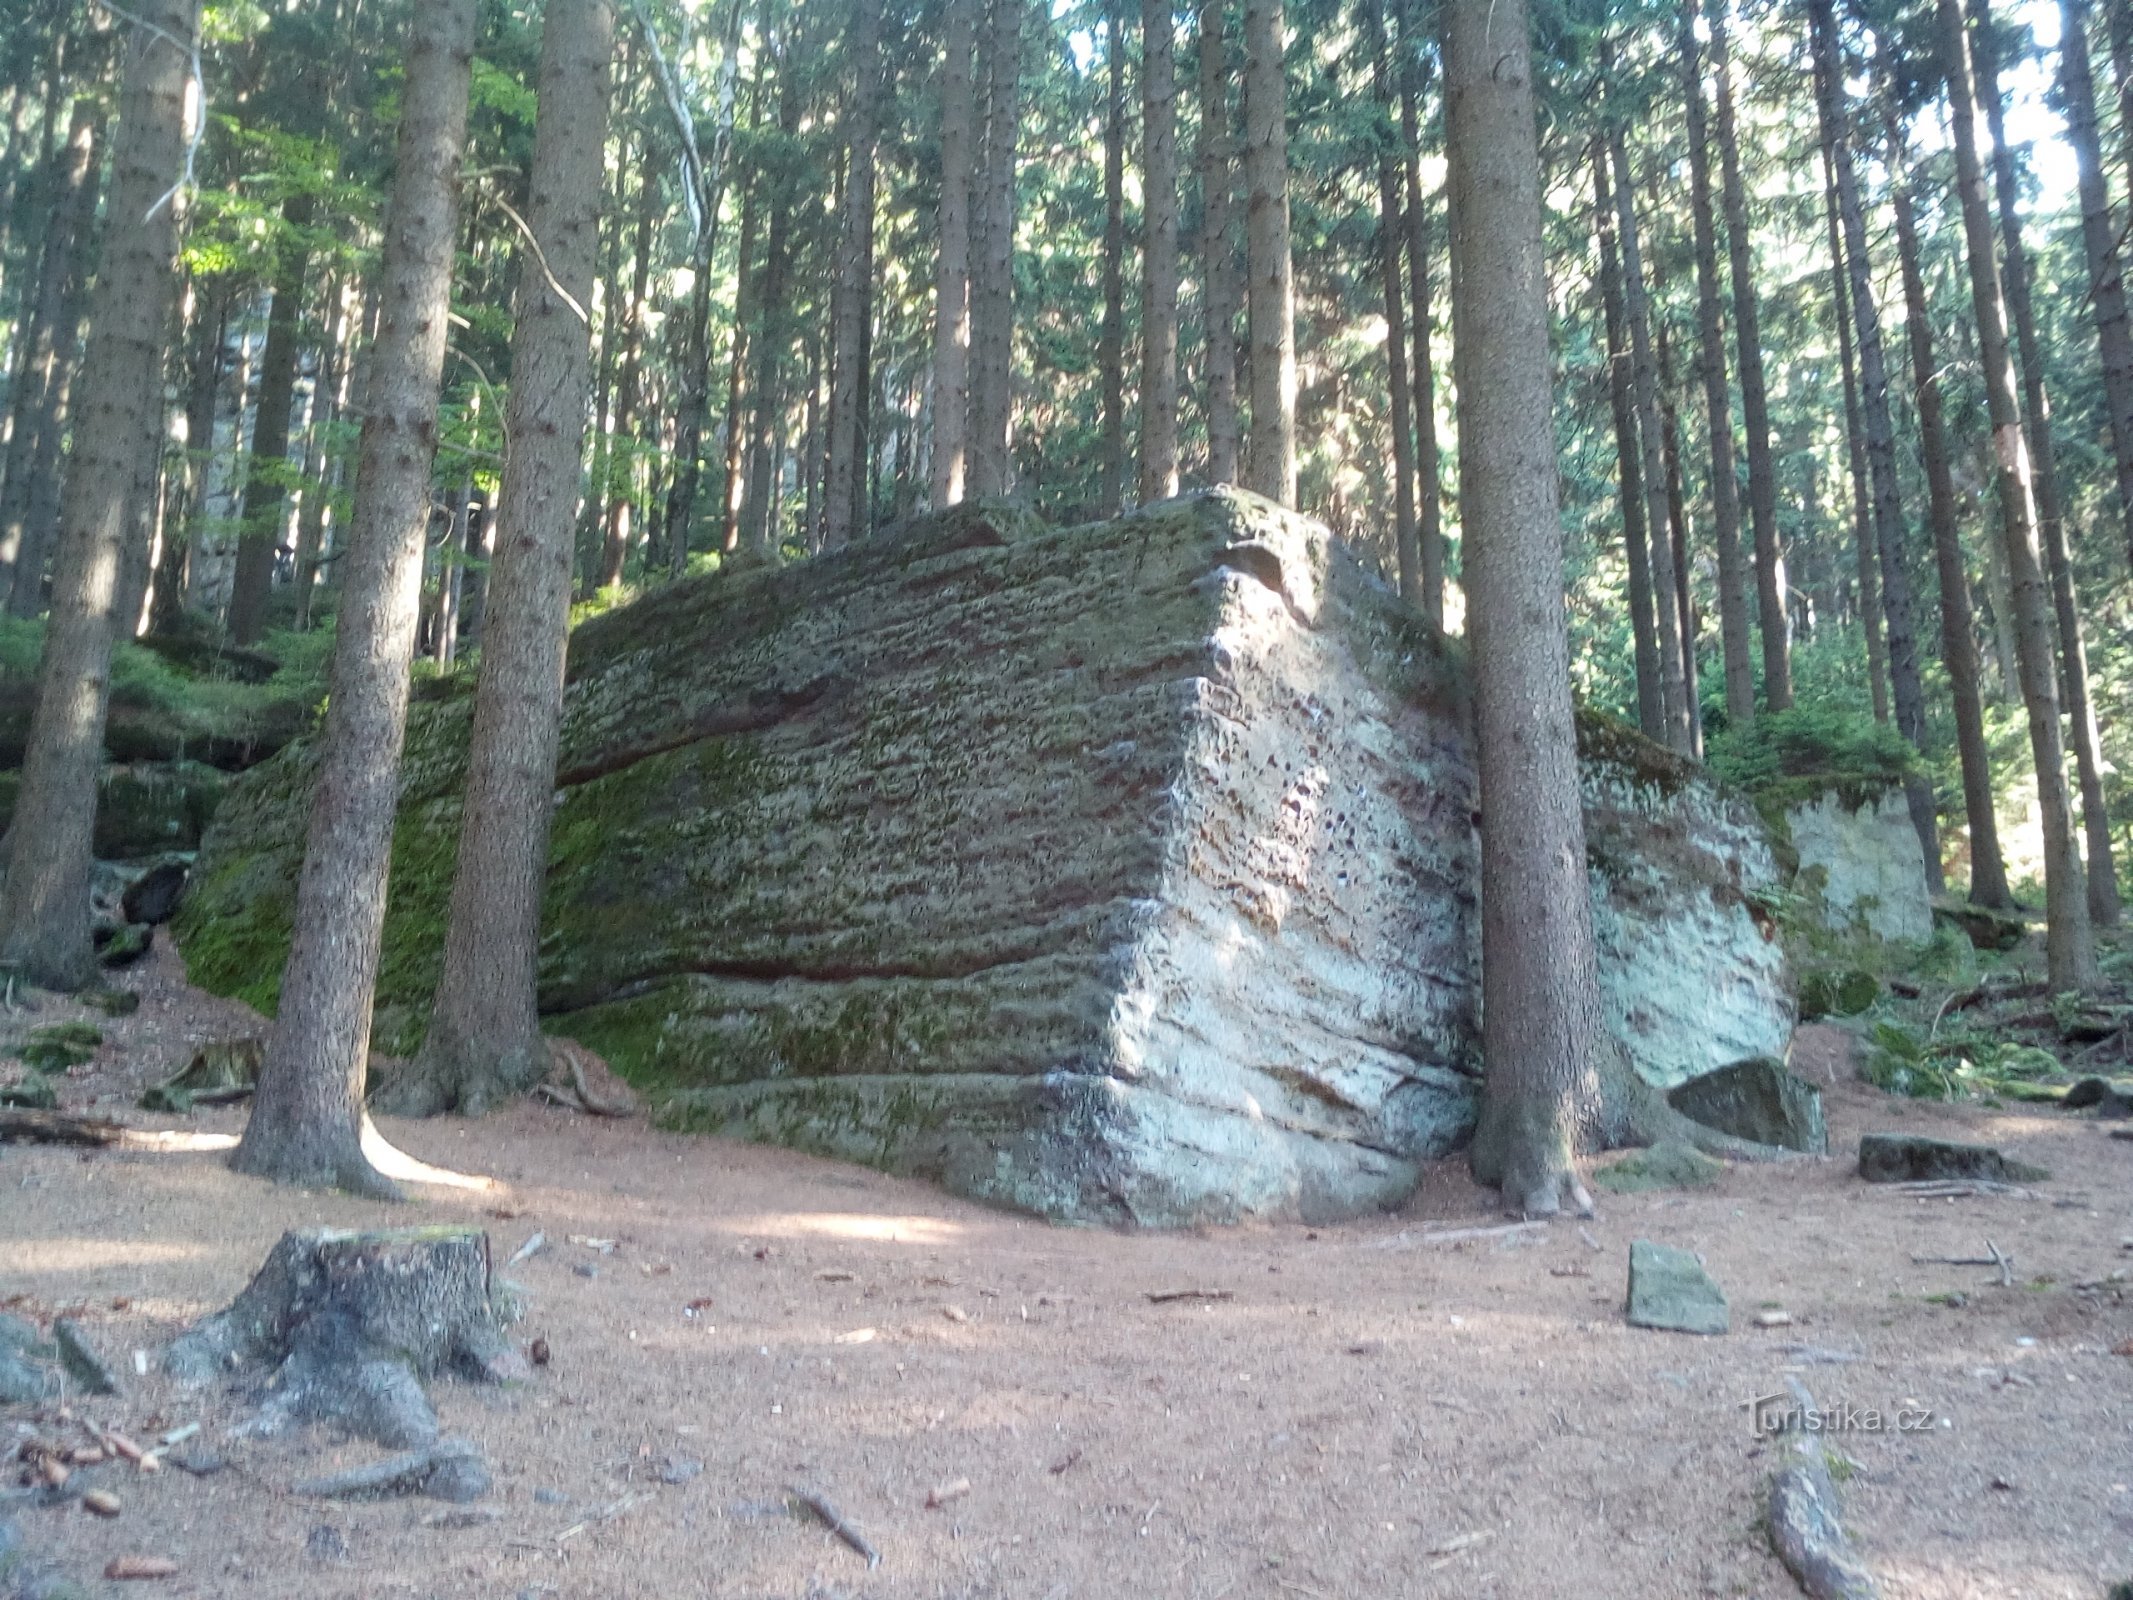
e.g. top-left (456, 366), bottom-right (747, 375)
top-left (179, 491), bottom-right (1793, 1225)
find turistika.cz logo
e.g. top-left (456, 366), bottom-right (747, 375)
top-left (1746, 1394), bottom-right (1936, 1437)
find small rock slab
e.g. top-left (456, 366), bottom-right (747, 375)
top-left (1670, 1057), bottom-right (1828, 1154)
top-left (1856, 1134), bottom-right (2048, 1185)
top-left (1626, 1239), bottom-right (1729, 1335)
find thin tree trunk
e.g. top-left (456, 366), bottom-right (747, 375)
top-left (740, 21), bottom-right (799, 555)
top-left (1938, 0), bottom-right (2094, 989)
top-left (1707, 5), bottom-right (1788, 713)
top-left (227, 192), bottom-right (316, 644)
top-left (1609, 130), bottom-right (1691, 754)
top-left (824, 0), bottom-right (882, 548)
top-left (1593, 144), bottom-right (1662, 740)
top-left (288, 276), bottom-right (349, 630)
top-left (2062, 0), bottom-right (2133, 564)
top-left (152, 276), bottom-right (230, 634)
top-left (1100, 0), bottom-right (1127, 516)
top-left (231, 0), bottom-right (479, 1195)
top-left (0, 104), bottom-right (101, 613)
top-left (929, 0), bottom-right (977, 507)
top-left (382, 0), bottom-right (612, 1118)
top-left (1655, 326), bottom-right (1703, 758)
top-left (1886, 116), bottom-right (2010, 908)
top-left (967, 0), bottom-right (1020, 498)
top-left (600, 131), bottom-right (659, 585)
top-left (1981, 0), bottom-right (2118, 924)
top-left (1140, 0), bottom-right (1179, 501)
top-left (720, 173), bottom-right (760, 552)
top-left (0, 0), bottom-right (197, 990)
top-left (1241, 0), bottom-right (1295, 504)
top-left (1677, 0), bottom-right (1754, 729)
top-left (1196, 0), bottom-right (1238, 487)
top-left (1367, 0), bottom-right (1418, 603)
top-left (1448, 0), bottom-right (1604, 1218)
top-left (1822, 146), bottom-right (1888, 725)
top-left (1398, 21), bottom-right (1442, 626)
top-left (1810, 0), bottom-right (1940, 885)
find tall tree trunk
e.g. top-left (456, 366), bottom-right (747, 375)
top-left (227, 191), bottom-right (316, 644)
top-left (1609, 130), bottom-right (1692, 755)
top-left (230, 0), bottom-right (479, 1196)
top-left (1140, 0), bottom-right (1180, 501)
top-left (1938, 0), bottom-right (2095, 989)
top-left (600, 130), bottom-right (659, 586)
top-left (152, 276), bottom-right (231, 634)
top-left (0, 0), bottom-right (196, 990)
top-left (653, 0), bottom-right (744, 580)
top-left (1809, 0), bottom-right (1940, 886)
top-left (1241, 0), bottom-right (1295, 504)
top-left (1885, 116), bottom-right (2010, 908)
top-left (1676, 0), bottom-right (1754, 729)
top-left (1655, 324), bottom-right (1703, 758)
top-left (1100, 0), bottom-right (1127, 516)
top-left (1707, 3), bottom-right (1788, 713)
top-left (1980, 0), bottom-right (2118, 924)
top-left (740, 22), bottom-right (799, 555)
top-left (2062, 0), bottom-right (2133, 565)
top-left (719, 173), bottom-right (761, 552)
top-left (381, 0), bottom-right (611, 1118)
top-left (930, 0), bottom-right (977, 507)
top-left (824, 0), bottom-right (882, 548)
top-left (1368, 0), bottom-right (1418, 606)
top-left (1450, 0), bottom-right (1699, 1219)
top-left (967, 0), bottom-right (1021, 498)
top-left (1821, 146), bottom-right (1888, 725)
top-left (289, 275), bottom-right (350, 629)
top-left (1593, 144), bottom-right (1662, 740)
top-left (1196, 0), bottom-right (1239, 487)
top-left (0, 104), bottom-right (101, 613)
top-left (1397, 21), bottom-right (1443, 626)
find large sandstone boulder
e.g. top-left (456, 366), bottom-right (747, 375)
top-left (177, 492), bottom-right (1791, 1225)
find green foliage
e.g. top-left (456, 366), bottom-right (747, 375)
top-left (1859, 1018), bottom-right (2064, 1104)
top-left (1704, 706), bottom-right (1917, 801)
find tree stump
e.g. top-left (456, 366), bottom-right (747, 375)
top-left (165, 1227), bottom-right (525, 1452)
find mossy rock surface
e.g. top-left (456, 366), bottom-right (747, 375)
top-left (180, 493), bottom-right (1793, 1225)
top-left (0, 763), bottom-right (224, 858)
top-left (1799, 968), bottom-right (1880, 1021)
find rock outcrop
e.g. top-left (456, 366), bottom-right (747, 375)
top-left (178, 493), bottom-right (1792, 1225)
top-left (1784, 788), bottom-right (1933, 944)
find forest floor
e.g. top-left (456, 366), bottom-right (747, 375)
top-left (1, 939), bottom-right (2129, 1600)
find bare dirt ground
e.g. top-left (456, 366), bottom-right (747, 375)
top-left (3, 941), bottom-right (2129, 1600)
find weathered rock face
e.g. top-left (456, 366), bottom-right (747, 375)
top-left (178, 493), bottom-right (1792, 1225)
top-left (1784, 788), bottom-right (1933, 944)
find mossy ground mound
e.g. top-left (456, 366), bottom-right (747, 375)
top-left (179, 493), bottom-right (1792, 1224)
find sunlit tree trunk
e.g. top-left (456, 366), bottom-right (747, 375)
top-left (0, 0), bottom-right (197, 990)
top-left (1608, 130), bottom-right (1691, 754)
top-left (381, 0), bottom-right (612, 1118)
top-left (929, 0), bottom-right (977, 507)
top-left (601, 134), bottom-right (659, 584)
top-left (1708, 4), bottom-right (1788, 713)
top-left (1397, 20), bottom-right (1442, 626)
top-left (1593, 144), bottom-right (1662, 740)
top-left (1885, 115), bottom-right (2010, 908)
top-left (232, 0), bottom-right (478, 1194)
top-left (967, 0), bottom-right (1020, 497)
top-left (1196, 0), bottom-right (1239, 487)
top-left (1938, 0), bottom-right (2094, 989)
top-left (1140, 0), bottom-right (1179, 501)
top-left (1810, 0), bottom-right (1940, 885)
top-left (1677, 0), bottom-right (1754, 729)
top-left (1100, 0), bottom-right (1127, 515)
top-left (1241, 0), bottom-right (1294, 504)
top-left (1366, 0), bottom-right (1418, 603)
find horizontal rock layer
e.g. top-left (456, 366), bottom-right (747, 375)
top-left (179, 492), bottom-right (1792, 1225)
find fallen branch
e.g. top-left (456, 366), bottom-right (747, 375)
top-left (788, 1485), bottom-right (881, 1568)
top-left (1144, 1288), bottom-right (1232, 1304)
top-left (1885, 1179), bottom-right (2041, 1200)
top-left (292, 1438), bottom-right (489, 1503)
top-left (0, 1109), bottom-right (128, 1146)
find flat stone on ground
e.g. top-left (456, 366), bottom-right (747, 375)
top-left (1626, 1239), bottom-right (1729, 1335)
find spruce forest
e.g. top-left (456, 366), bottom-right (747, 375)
top-left (1, 0), bottom-right (2131, 1593)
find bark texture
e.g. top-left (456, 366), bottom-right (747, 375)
top-left (1398, 32), bottom-right (1443, 627)
top-left (1241, 0), bottom-right (1296, 504)
top-left (230, 0), bottom-right (478, 1194)
top-left (1139, 0), bottom-right (1180, 502)
top-left (1100, 3), bottom-right (1127, 516)
top-left (929, 0), bottom-right (977, 507)
top-left (1369, 0), bottom-right (1419, 606)
top-left (1938, 0), bottom-right (2094, 989)
top-left (385, 0), bottom-right (611, 1118)
top-left (1196, 0), bottom-right (1239, 486)
top-left (823, 0), bottom-right (882, 549)
top-left (1593, 144), bottom-right (1663, 742)
top-left (0, 1), bottom-right (193, 989)
top-left (966, 0), bottom-right (1020, 498)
